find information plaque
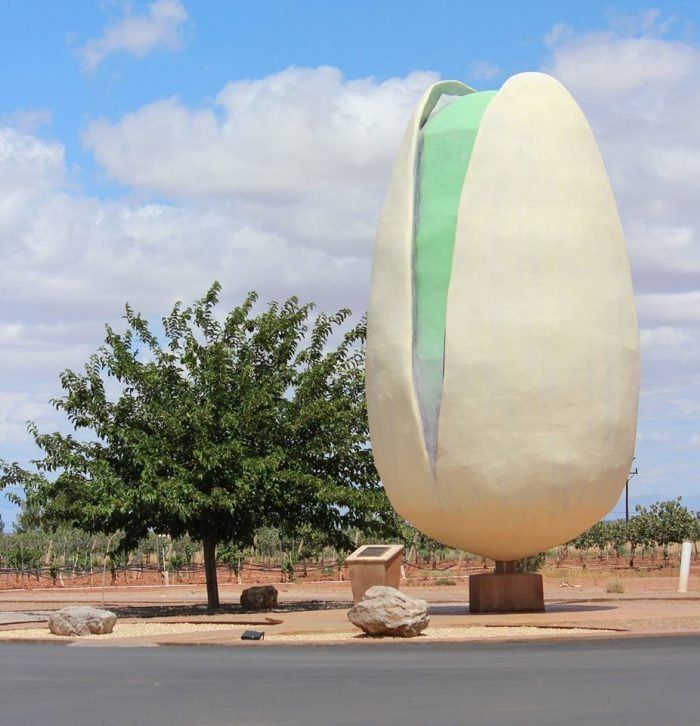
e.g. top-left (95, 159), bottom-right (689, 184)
top-left (346, 544), bottom-right (404, 603)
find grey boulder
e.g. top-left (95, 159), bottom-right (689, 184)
top-left (48, 606), bottom-right (117, 636)
top-left (348, 586), bottom-right (429, 637)
top-left (240, 585), bottom-right (278, 611)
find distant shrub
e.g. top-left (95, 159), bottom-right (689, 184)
top-left (435, 577), bottom-right (457, 586)
top-left (606, 579), bottom-right (624, 594)
top-left (515, 553), bottom-right (546, 573)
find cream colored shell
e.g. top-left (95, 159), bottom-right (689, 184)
top-left (366, 72), bottom-right (639, 560)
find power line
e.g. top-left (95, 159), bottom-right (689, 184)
top-left (625, 462), bottom-right (639, 522)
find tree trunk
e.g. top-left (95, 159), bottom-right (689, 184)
top-left (202, 537), bottom-right (220, 611)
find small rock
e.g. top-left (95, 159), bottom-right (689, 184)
top-left (240, 585), bottom-right (278, 611)
top-left (48, 606), bottom-right (117, 636)
top-left (347, 586), bottom-right (429, 637)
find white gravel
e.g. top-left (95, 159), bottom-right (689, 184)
top-left (0, 622), bottom-right (248, 640)
top-left (268, 626), bottom-right (617, 642)
top-left (0, 623), bottom-right (617, 643)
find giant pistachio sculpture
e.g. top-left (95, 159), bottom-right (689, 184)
top-left (366, 72), bottom-right (639, 560)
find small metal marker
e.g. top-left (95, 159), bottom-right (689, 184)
top-left (241, 629), bottom-right (265, 641)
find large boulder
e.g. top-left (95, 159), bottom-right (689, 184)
top-left (48, 606), bottom-right (117, 636)
top-left (240, 585), bottom-right (278, 611)
top-left (348, 586), bottom-right (429, 637)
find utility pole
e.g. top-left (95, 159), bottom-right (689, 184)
top-left (625, 462), bottom-right (638, 522)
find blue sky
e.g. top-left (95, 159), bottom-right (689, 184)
top-left (4, 1), bottom-right (698, 177)
top-left (1, 1), bottom-right (699, 526)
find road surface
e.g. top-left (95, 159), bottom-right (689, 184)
top-left (0, 636), bottom-right (697, 725)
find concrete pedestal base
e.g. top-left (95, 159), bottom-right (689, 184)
top-left (469, 573), bottom-right (544, 613)
top-left (346, 545), bottom-right (404, 604)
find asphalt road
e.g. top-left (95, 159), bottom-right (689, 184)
top-left (0, 636), bottom-right (698, 725)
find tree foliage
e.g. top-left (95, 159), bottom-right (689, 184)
top-left (648, 497), bottom-right (697, 561)
top-left (0, 284), bottom-right (396, 608)
top-left (566, 498), bottom-right (699, 568)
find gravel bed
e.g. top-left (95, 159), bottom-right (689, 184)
top-left (0, 622), bottom-right (618, 643)
top-left (0, 622), bottom-right (248, 640)
top-left (269, 626), bottom-right (617, 642)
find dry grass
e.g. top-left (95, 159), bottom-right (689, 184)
top-left (606, 579), bottom-right (625, 594)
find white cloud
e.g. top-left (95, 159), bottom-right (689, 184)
top-left (544, 17), bottom-right (700, 366)
top-left (83, 66), bottom-right (436, 199)
top-left (0, 67), bottom-right (431, 458)
top-left (77, 0), bottom-right (188, 72)
top-left (637, 293), bottom-right (700, 327)
top-left (543, 15), bottom-right (700, 499)
top-left (0, 109), bottom-right (52, 133)
top-left (546, 27), bottom-right (697, 94)
top-left (0, 392), bottom-right (59, 444)
top-left (640, 326), bottom-right (693, 350)
top-left (469, 61), bottom-right (501, 81)
top-left (690, 434), bottom-right (700, 448)
top-left (1, 69), bottom-right (433, 342)
top-left (82, 66), bottom-right (436, 260)
top-left (0, 127), bottom-right (64, 229)
top-left (604, 9), bottom-right (679, 39)
top-left (639, 325), bottom-right (700, 386)
top-left (544, 22), bottom-right (575, 49)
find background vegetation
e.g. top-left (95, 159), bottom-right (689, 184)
top-left (1, 498), bottom-right (697, 587)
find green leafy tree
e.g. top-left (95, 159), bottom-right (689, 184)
top-left (254, 526), bottom-right (282, 561)
top-left (690, 515), bottom-right (700, 558)
top-left (569, 527), bottom-right (595, 565)
top-left (649, 498), bottom-right (697, 563)
top-left (5, 532), bottom-right (43, 577)
top-left (288, 523), bottom-right (329, 577)
top-left (0, 284), bottom-right (395, 609)
top-left (5, 468), bottom-right (63, 534)
top-left (217, 541), bottom-right (249, 583)
top-left (691, 515), bottom-right (700, 542)
top-left (515, 553), bottom-right (546, 573)
top-left (607, 519), bottom-right (628, 559)
top-left (627, 506), bottom-right (656, 568)
top-left (388, 518), bottom-right (442, 565)
top-left (587, 521), bottom-right (610, 559)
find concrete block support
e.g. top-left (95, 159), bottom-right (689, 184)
top-left (469, 573), bottom-right (544, 613)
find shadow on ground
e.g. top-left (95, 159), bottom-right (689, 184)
top-left (428, 603), bottom-right (618, 616)
top-left (545, 602), bottom-right (618, 613)
top-left (111, 600), bottom-right (352, 619)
